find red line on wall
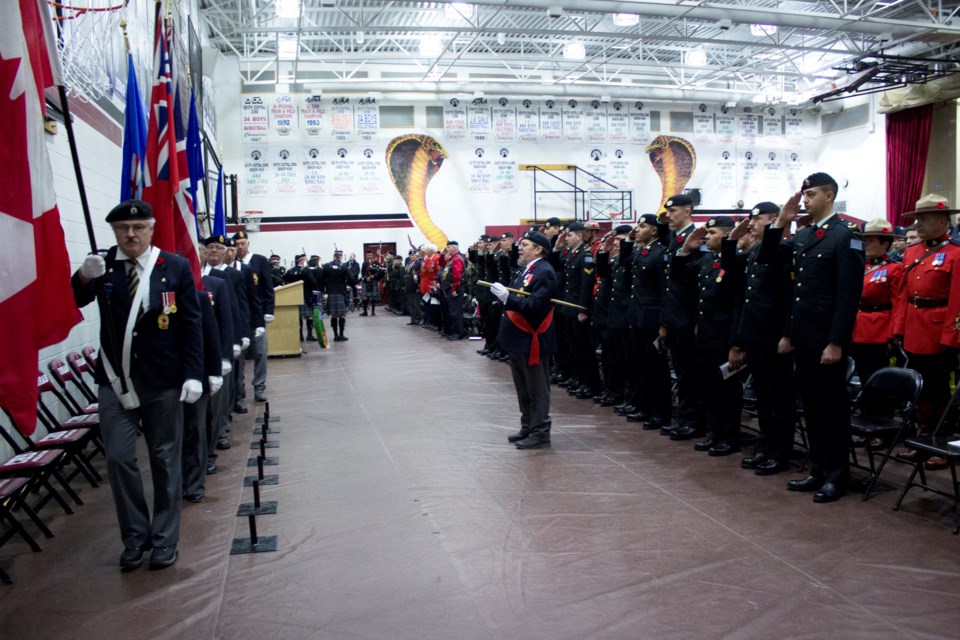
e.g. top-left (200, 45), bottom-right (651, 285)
top-left (226, 220), bottom-right (415, 233)
top-left (70, 100), bottom-right (122, 146)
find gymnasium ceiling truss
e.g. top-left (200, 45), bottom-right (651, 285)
top-left (199, 0), bottom-right (960, 105)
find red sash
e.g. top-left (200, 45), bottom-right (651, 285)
top-left (506, 308), bottom-right (554, 366)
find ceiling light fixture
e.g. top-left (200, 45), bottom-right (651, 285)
top-left (420, 35), bottom-right (444, 57)
top-left (356, 30), bottom-right (364, 44)
top-left (497, 32), bottom-right (505, 45)
top-left (278, 34), bottom-right (298, 60)
top-left (612, 13), bottom-right (639, 27)
top-left (750, 24), bottom-right (777, 37)
top-left (563, 41), bottom-right (586, 61)
top-left (444, 3), bottom-right (474, 20)
top-left (685, 49), bottom-right (707, 66)
top-left (275, 0), bottom-right (301, 19)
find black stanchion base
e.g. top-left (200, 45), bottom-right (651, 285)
top-left (250, 441), bottom-right (280, 450)
top-left (247, 456), bottom-right (279, 467)
top-left (255, 416), bottom-right (281, 424)
top-left (237, 501), bottom-right (278, 516)
top-left (230, 535), bottom-right (278, 554)
top-left (244, 474), bottom-right (279, 486)
top-left (253, 426), bottom-right (281, 434)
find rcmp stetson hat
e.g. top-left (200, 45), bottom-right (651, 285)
top-left (705, 216), bottom-right (736, 229)
top-left (664, 193), bottom-right (693, 208)
top-left (614, 224), bottom-right (633, 235)
top-left (749, 201), bottom-right (780, 218)
top-left (900, 193), bottom-right (960, 219)
top-left (106, 199), bottom-right (153, 223)
top-left (583, 220), bottom-right (601, 230)
top-left (801, 172), bottom-right (837, 190)
top-left (202, 234), bottom-right (227, 246)
top-left (567, 221), bottom-right (586, 232)
top-left (522, 230), bottom-right (551, 254)
top-left (638, 213), bottom-right (659, 226)
top-left (861, 218), bottom-right (896, 238)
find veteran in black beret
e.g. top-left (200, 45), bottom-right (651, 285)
top-left (770, 172), bottom-right (865, 502)
top-left (232, 230), bottom-right (274, 403)
top-left (72, 199), bottom-right (204, 570)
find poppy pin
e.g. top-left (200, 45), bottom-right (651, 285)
top-left (712, 261), bottom-right (720, 269)
top-left (815, 229), bottom-right (825, 238)
top-left (156, 257), bottom-right (164, 265)
top-left (641, 249), bottom-right (649, 256)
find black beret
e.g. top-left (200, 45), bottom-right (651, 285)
top-left (232, 231), bottom-right (249, 241)
top-left (567, 221), bottom-right (585, 232)
top-left (545, 217), bottom-right (562, 227)
top-left (802, 172), bottom-right (837, 190)
top-left (479, 234), bottom-right (490, 242)
top-left (705, 216), bottom-right (736, 229)
top-left (638, 213), bottom-right (659, 226)
top-left (501, 232), bottom-right (515, 239)
top-left (446, 240), bottom-right (459, 247)
top-left (664, 194), bottom-right (693, 208)
top-left (408, 249), bottom-right (417, 256)
top-left (270, 254), bottom-right (281, 259)
top-left (749, 201), bottom-right (780, 218)
top-left (106, 199), bottom-right (153, 223)
top-left (614, 224), bottom-right (633, 235)
top-left (522, 230), bottom-right (551, 254)
top-left (202, 235), bottom-right (227, 247)
top-left (223, 237), bottom-right (237, 248)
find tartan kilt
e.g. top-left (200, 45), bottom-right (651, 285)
top-left (326, 294), bottom-right (347, 316)
top-left (362, 281), bottom-right (381, 302)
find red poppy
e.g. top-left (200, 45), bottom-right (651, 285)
top-left (676, 235), bottom-right (685, 243)
top-left (712, 261), bottom-right (720, 269)
top-left (815, 229), bottom-right (825, 238)
top-left (156, 257), bottom-right (165, 265)
top-left (641, 249), bottom-right (649, 256)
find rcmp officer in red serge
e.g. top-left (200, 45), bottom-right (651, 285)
top-left (771, 172), bottom-right (865, 503)
top-left (72, 199), bottom-right (204, 570)
top-left (894, 194), bottom-right (960, 470)
top-left (851, 219), bottom-right (904, 387)
top-left (490, 231), bottom-right (559, 449)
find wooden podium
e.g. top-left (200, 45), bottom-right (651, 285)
top-left (267, 281), bottom-right (303, 357)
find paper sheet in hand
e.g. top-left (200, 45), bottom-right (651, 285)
top-left (949, 439), bottom-right (960, 448)
top-left (719, 361), bottom-right (746, 380)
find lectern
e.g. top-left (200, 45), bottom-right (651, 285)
top-left (267, 281), bottom-right (303, 357)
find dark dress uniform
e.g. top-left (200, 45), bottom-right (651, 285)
top-left (405, 257), bottom-right (423, 325)
top-left (598, 245), bottom-right (631, 405)
top-left (200, 272), bottom-right (239, 475)
top-left (593, 251), bottom-right (616, 402)
top-left (553, 242), bottom-right (601, 396)
top-left (775, 211), bottom-right (865, 494)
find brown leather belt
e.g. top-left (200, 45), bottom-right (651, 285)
top-left (859, 303), bottom-right (892, 312)
top-left (909, 297), bottom-right (948, 309)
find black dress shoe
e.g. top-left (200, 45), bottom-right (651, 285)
top-left (813, 482), bottom-right (846, 503)
top-left (754, 458), bottom-right (791, 476)
top-left (306, 335), bottom-right (317, 341)
top-left (515, 433), bottom-right (551, 449)
top-left (670, 425), bottom-right (705, 441)
top-left (660, 423), bottom-right (678, 436)
top-left (233, 403), bottom-right (248, 414)
top-left (477, 348), bottom-right (491, 355)
top-left (255, 390), bottom-right (267, 402)
top-left (600, 396), bottom-right (622, 407)
top-left (641, 418), bottom-right (665, 431)
top-left (507, 430), bottom-right (531, 443)
top-left (616, 405), bottom-right (638, 416)
top-left (626, 411), bottom-right (649, 423)
top-left (447, 334), bottom-right (463, 341)
top-left (497, 353), bottom-right (510, 362)
top-left (149, 545), bottom-right (178, 569)
top-left (787, 475), bottom-right (823, 492)
top-left (575, 388), bottom-right (598, 400)
top-left (205, 462), bottom-right (217, 475)
top-left (550, 373), bottom-right (563, 384)
top-left (708, 441), bottom-right (741, 456)
top-left (558, 378), bottom-right (577, 388)
top-left (694, 436), bottom-right (718, 452)
top-left (740, 452), bottom-right (768, 469)
top-left (184, 493), bottom-right (203, 503)
top-left (120, 546), bottom-right (147, 572)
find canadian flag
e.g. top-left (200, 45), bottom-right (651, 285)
top-left (0, 0), bottom-right (82, 435)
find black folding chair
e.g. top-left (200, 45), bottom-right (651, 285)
top-left (848, 367), bottom-right (922, 500)
top-left (65, 352), bottom-right (98, 405)
top-left (893, 386), bottom-right (960, 533)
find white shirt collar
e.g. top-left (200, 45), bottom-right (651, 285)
top-left (116, 246), bottom-right (153, 269)
top-left (816, 213), bottom-right (837, 228)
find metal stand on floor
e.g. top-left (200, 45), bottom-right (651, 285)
top-left (232, 404), bottom-right (280, 555)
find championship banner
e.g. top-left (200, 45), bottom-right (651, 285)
top-left (517, 99), bottom-right (538, 142)
top-left (302, 146), bottom-right (328, 195)
top-left (355, 97), bottom-right (380, 142)
top-left (358, 147), bottom-right (383, 194)
top-left (608, 101), bottom-right (629, 143)
top-left (738, 109), bottom-right (759, 146)
top-left (786, 151), bottom-right (805, 187)
top-left (716, 150), bottom-right (737, 193)
top-left (785, 107), bottom-right (804, 144)
top-left (468, 100), bottom-right (492, 142)
top-left (443, 100), bottom-right (467, 141)
top-left (586, 101), bottom-right (607, 143)
top-left (243, 145), bottom-right (269, 196)
top-left (562, 99), bottom-right (585, 142)
top-left (241, 94), bottom-right (268, 143)
top-left (740, 149), bottom-right (758, 194)
top-left (468, 147), bottom-right (492, 191)
top-left (608, 148), bottom-right (630, 189)
top-left (329, 147), bottom-right (356, 195)
top-left (762, 106), bottom-right (782, 143)
top-left (269, 146), bottom-right (300, 196)
top-left (329, 96), bottom-right (354, 143)
top-left (584, 148), bottom-right (608, 190)
top-left (762, 150), bottom-right (786, 193)
top-left (628, 102), bottom-right (649, 143)
top-left (493, 101), bottom-right (516, 143)
top-left (268, 94), bottom-right (297, 139)
top-left (716, 107), bottom-right (736, 145)
top-left (493, 147), bottom-right (517, 192)
top-left (693, 103), bottom-right (715, 146)
top-left (539, 100), bottom-right (562, 142)
top-left (300, 93), bottom-right (326, 137)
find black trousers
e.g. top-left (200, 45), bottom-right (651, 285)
top-left (906, 350), bottom-right (955, 430)
top-left (573, 317), bottom-right (601, 391)
top-left (508, 353), bottom-right (552, 434)
top-left (444, 289), bottom-right (464, 336)
top-left (697, 347), bottom-right (743, 442)
top-left (743, 342), bottom-right (796, 462)
top-left (606, 326), bottom-right (631, 400)
top-left (665, 326), bottom-right (705, 429)
top-left (484, 301), bottom-right (503, 350)
top-left (555, 313), bottom-right (576, 379)
top-left (794, 346), bottom-right (851, 485)
top-left (630, 326), bottom-right (672, 422)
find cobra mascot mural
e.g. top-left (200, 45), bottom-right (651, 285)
top-left (385, 134), bottom-right (450, 248)
top-left (645, 135), bottom-right (697, 214)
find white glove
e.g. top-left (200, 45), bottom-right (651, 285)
top-left (221, 359), bottom-right (233, 375)
top-left (255, 327), bottom-right (266, 338)
top-left (232, 344), bottom-right (241, 359)
top-left (180, 379), bottom-right (203, 404)
top-left (241, 337), bottom-right (250, 350)
top-left (264, 314), bottom-right (274, 323)
top-left (80, 254), bottom-right (106, 279)
top-left (490, 282), bottom-right (509, 303)
top-left (208, 376), bottom-right (223, 396)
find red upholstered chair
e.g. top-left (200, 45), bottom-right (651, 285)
top-left (81, 346), bottom-right (98, 371)
top-left (0, 416), bottom-right (77, 518)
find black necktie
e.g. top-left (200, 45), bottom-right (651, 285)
top-left (127, 259), bottom-right (139, 297)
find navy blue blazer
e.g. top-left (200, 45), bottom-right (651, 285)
top-left (207, 266), bottom-right (252, 341)
top-left (72, 247), bottom-right (203, 390)
top-left (201, 275), bottom-right (235, 358)
top-left (245, 253), bottom-right (276, 316)
top-left (496, 259), bottom-right (559, 357)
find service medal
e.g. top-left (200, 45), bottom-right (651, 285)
top-left (158, 314), bottom-right (170, 330)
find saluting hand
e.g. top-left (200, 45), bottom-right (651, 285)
top-left (682, 226), bottom-right (707, 253)
top-left (729, 218), bottom-right (751, 241)
top-left (775, 192), bottom-right (802, 229)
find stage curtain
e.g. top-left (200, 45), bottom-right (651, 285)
top-left (886, 104), bottom-right (933, 226)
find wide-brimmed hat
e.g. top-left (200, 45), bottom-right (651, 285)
top-left (861, 218), bottom-right (897, 238)
top-left (901, 194), bottom-right (960, 219)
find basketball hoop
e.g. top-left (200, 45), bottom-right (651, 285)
top-left (53, 1), bottom-right (126, 103)
top-left (240, 211), bottom-right (263, 232)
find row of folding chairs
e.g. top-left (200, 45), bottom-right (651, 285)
top-left (0, 348), bottom-right (105, 584)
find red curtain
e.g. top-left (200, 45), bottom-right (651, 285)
top-left (886, 104), bottom-right (934, 226)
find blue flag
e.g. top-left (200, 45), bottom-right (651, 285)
top-left (186, 88), bottom-right (205, 237)
top-left (213, 164), bottom-right (225, 237)
top-left (120, 53), bottom-right (147, 201)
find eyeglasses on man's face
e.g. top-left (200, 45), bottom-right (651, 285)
top-left (112, 223), bottom-right (151, 234)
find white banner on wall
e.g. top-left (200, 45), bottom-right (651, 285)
top-left (300, 94), bottom-right (326, 137)
top-left (329, 97), bottom-right (354, 143)
top-left (243, 145), bottom-right (270, 196)
top-left (716, 107), bottom-right (736, 145)
top-left (493, 147), bottom-right (517, 192)
top-left (301, 146), bottom-right (328, 195)
top-left (539, 101), bottom-right (562, 142)
top-left (469, 147), bottom-right (493, 192)
top-left (716, 150), bottom-right (737, 194)
top-left (444, 103), bottom-right (468, 141)
top-left (517, 100), bottom-right (538, 142)
top-left (608, 149), bottom-right (631, 189)
top-left (493, 104), bottom-right (516, 143)
top-left (740, 149), bottom-right (758, 195)
top-left (354, 98), bottom-right (380, 142)
top-left (586, 102), bottom-right (607, 143)
top-left (738, 110), bottom-right (759, 146)
top-left (608, 102), bottom-right (629, 143)
top-left (357, 148), bottom-right (382, 194)
top-left (628, 102), bottom-right (650, 144)
top-left (268, 94), bottom-right (297, 139)
top-left (785, 108), bottom-right (804, 144)
top-left (270, 146), bottom-right (300, 196)
top-left (693, 103), bottom-right (714, 146)
top-left (468, 102), bottom-right (492, 142)
top-left (241, 95), bottom-right (269, 144)
top-left (329, 148), bottom-right (356, 195)
top-left (762, 107), bottom-right (782, 143)
top-left (562, 100), bottom-right (585, 142)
